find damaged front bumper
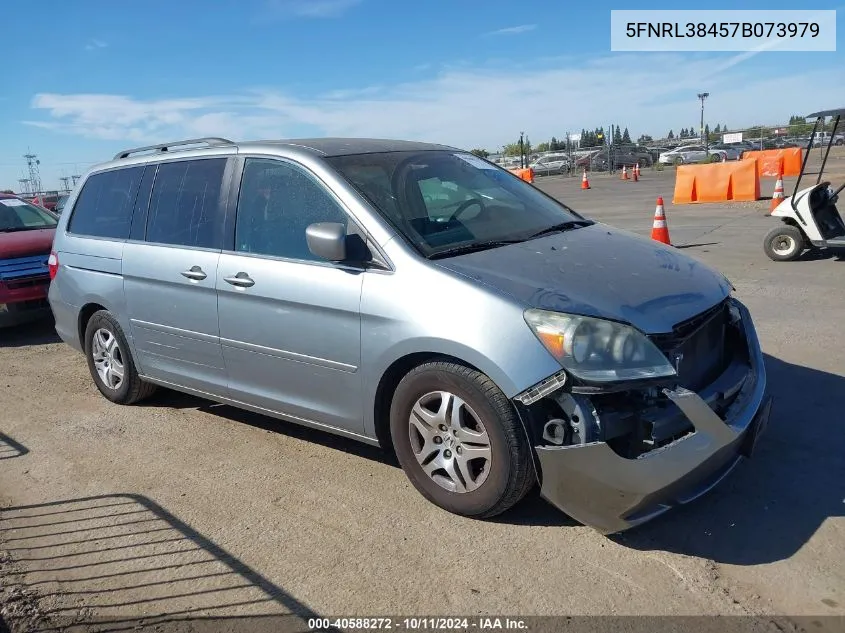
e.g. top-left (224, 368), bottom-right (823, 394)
top-left (526, 299), bottom-right (771, 535)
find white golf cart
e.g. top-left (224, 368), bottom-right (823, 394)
top-left (763, 108), bottom-right (845, 262)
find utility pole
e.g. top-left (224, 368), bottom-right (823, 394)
top-left (697, 92), bottom-right (710, 150)
top-left (18, 178), bottom-right (31, 195)
top-left (71, 174), bottom-right (81, 186)
top-left (519, 131), bottom-right (525, 169)
top-left (60, 176), bottom-right (71, 192)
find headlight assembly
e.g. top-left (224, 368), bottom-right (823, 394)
top-left (524, 309), bottom-right (676, 383)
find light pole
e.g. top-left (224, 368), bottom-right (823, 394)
top-left (519, 131), bottom-right (525, 168)
top-left (698, 92), bottom-right (709, 150)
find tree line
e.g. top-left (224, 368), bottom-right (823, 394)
top-left (469, 115), bottom-right (837, 157)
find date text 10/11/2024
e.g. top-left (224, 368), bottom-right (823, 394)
top-left (308, 617), bottom-right (529, 630)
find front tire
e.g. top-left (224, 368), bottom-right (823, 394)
top-left (389, 361), bottom-right (535, 518)
top-left (84, 310), bottom-right (157, 404)
top-left (763, 225), bottom-right (805, 262)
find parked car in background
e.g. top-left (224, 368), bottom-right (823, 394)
top-left (47, 135), bottom-right (771, 535)
top-left (658, 145), bottom-right (710, 165)
top-left (811, 131), bottom-right (845, 146)
top-left (0, 194), bottom-right (57, 327)
top-left (709, 144), bottom-right (743, 160)
top-left (645, 147), bottom-right (669, 163)
top-left (610, 145), bottom-right (653, 168)
top-left (529, 153), bottom-right (570, 177)
top-left (28, 192), bottom-right (60, 211)
top-left (54, 194), bottom-right (70, 214)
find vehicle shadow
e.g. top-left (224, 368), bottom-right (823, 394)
top-left (0, 432), bottom-right (29, 460)
top-left (796, 248), bottom-right (845, 262)
top-left (0, 493), bottom-right (338, 632)
top-left (138, 389), bottom-right (398, 468)
top-left (609, 353), bottom-right (844, 565)
top-left (0, 318), bottom-right (60, 348)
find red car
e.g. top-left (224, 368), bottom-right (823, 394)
top-left (0, 193), bottom-right (57, 327)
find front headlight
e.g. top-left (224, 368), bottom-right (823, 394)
top-left (524, 309), bottom-right (676, 383)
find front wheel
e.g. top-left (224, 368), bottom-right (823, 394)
top-left (763, 225), bottom-right (805, 262)
top-left (389, 361), bottom-right (535, 518)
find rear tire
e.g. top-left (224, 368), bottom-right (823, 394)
top-left (389, 361), bottom-right (535, 519)
top-left (84, 310), bottom-right (157, 404)
top-left (763, 225), bottom-right (805, 262)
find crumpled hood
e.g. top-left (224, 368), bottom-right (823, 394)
top-left (435, 223), bottom-right (732, 334)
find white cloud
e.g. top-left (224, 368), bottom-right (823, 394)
top-left (485, 24), bottom-right (537, 36)
top-left (24, 54), bottom-right (844, 152)
top-left (262, 0), bottom-right (362, 19)
top-left (84, 39), bottom-right (108, 51)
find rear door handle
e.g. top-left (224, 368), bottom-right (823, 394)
top-left (223, 272), bottom-right (255, 288)
top-left (181, 266), bottom-right (207, 281)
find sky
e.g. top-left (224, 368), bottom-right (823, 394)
top-left (2, 0), bottom-right (844, 191)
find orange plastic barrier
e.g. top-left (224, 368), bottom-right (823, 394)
top-left (742, 148), bottom-right (803, 177)
top-left (508, 167), bottom-right (534, 183)
top-left (673, 160), bottom-right (760, 204)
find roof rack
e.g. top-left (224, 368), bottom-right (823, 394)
top-left (113, 137), bottom-right (234, 160)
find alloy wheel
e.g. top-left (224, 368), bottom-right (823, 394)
top-left (91, 328), bottom-right (125, 390)
top-left (408, 391), bottom-right (492, 493)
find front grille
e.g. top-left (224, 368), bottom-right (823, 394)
top-left (650, 300), bottom-right (729, 390)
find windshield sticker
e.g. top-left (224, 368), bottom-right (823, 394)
top-left (0, 198), bottom-right (27, 207)
top-left (454, 153), bottom-right (497, 170)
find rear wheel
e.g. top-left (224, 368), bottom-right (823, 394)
top-left (763, 225), bottom-right (805, 262)
top-left (389, 361), bottom-right (535, 518)
top-left (84, 310), bottom-right (157, 404)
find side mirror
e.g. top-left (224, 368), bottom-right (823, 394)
top-left (306, 222), bottom-right (347, 262)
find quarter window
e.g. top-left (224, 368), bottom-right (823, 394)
top-left (146, 158), bottom-right (227, 249)
top-left (67, 166), bottom-right (145, 239)
top-left (234, 158), bottom-right (349, 261)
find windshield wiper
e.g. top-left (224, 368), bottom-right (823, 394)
top-left (526, 220), bottom-right (594, 240)
top-left (428, 239), bottom-right (524, 259)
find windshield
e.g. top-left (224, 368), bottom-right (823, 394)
top-left (0, 197), bottom-right (58, 231)
top-left (325, 150), bottom-right (589, 257)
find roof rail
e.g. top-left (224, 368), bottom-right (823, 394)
top-left (113, 137), bottom-right (234, 160)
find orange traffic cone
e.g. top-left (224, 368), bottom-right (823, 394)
top-left (770, 169), bottom-right (785, 212)
top-left (651, 197), bottom-right (671, 245)
top-left (581, 169), bottom-right (590, 190)
top-left (621, 165), bottom-right (629, 180)
top-left (632, 163), bottom-right (639, 181)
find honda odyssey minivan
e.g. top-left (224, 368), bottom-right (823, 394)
top-left (48, 136), bottom-right (771, 534)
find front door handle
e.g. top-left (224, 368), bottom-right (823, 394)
top-left (223, 272), bottom-right (255, 288)
top-left (181, 266), bottom-right (207, 281)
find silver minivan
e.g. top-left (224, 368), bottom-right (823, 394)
top-left (48, 137), bottom-right (771, 534)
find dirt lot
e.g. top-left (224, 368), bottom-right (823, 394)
top-left (1, 167), bottom-right (843, 632)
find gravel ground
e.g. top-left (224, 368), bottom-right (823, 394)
top-left (1, 167), bottom-right (843, 632)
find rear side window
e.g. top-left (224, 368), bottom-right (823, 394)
top-left (145, 158), bottom-right (227, 249)
top-left (67, 166), bottom-right (145, 239)
top-left (128, 165), bottom-right (157, 242)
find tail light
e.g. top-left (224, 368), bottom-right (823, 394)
top-left (48, 251), bottom-right (59, 280)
